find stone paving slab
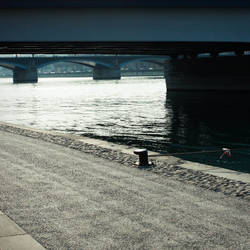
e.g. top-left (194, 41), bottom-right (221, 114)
top-left (0, 212), bottom-right (45, 250)
top-left (0, 235), bottom-right (45, 250)
top-left (0, 214), bottom-right (25, 237)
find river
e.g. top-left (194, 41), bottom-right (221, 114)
top-left (0, 76), bottom-right (250, 173)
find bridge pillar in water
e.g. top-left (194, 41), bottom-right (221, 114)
top-left (93, 66), bottom-right (121, 80)
top-left (13, 67), bottom-right (38, 83)
top-left (164, 55), bottom-right (250, 91)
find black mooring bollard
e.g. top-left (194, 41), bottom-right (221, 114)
top-left (134, 149), bottom-right (149, 166)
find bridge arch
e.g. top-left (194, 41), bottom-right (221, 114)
top-left (0, 60), bottom-right (27, 70)
top-left (37, 59), bottom-right (113, 69)
top-left (118, 56), bottom-right (170, 68)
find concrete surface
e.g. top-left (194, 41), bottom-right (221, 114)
top-left (0, 213), bottom-right (45, 250)
top-left (0, 129), bottom-right (249, 249)
top-left (0, 214), bottom-right (25, 237)
top-left (0, 235), bottom-right (45, 250)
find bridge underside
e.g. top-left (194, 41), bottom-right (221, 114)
top-left (1, 41), bottom-right (250, 55)
top-left (1, 6), bottom-right (250, 88)
top-left (165, 55), bottom-right (250, 91)
top-left (2, 42), bottom-right (250, 90)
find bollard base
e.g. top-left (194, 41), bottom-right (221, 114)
top-left (135, 161), bottom-right (153, 168)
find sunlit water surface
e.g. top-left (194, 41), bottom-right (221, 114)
top-left (0, 77), bottom-right (250, 173)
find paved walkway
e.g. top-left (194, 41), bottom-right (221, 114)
top-left (0, 130), bottom-right (249, 249)
top-left (0, 210), bottom-right (45, 250)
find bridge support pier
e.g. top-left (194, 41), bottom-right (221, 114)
top-left (93, 66), bottom-right (121, 80)
top-left (13, 67), bottom-right (38, 83)
top-left (164, 55), bottom-right (250, 91)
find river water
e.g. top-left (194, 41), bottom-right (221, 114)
top-left (0, 77), bottom-right (250, 173)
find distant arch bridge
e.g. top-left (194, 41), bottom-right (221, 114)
top-left (0, 55), bottom-right (167, 83)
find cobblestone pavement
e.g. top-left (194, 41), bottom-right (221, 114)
top-left (0, 125), bottom-right (249, 249)
top-left (0, 122), bottom-right (249, 201)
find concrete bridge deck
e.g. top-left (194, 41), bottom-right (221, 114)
top-left (1, 1), bottom-right (250, 89)
top-left (0, 127), bottom-right (249, 249)
top-left (1, 1), bottom-right (250, 55)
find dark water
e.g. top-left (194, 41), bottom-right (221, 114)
top-left (0, 77), bottom-right (250, 173)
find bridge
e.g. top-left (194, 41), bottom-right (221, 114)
top-left (1, 0), bottom-right (250, 89)
top-left (0, 55), bottom-right (166, 83)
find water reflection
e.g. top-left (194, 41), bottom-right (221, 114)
top-left (0, 77), bottom-right (250, 172)
top-left (166, 91), bottom-right (250, 172)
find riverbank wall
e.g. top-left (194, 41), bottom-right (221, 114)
top-left (0, 122), bottom-right (249, 200)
